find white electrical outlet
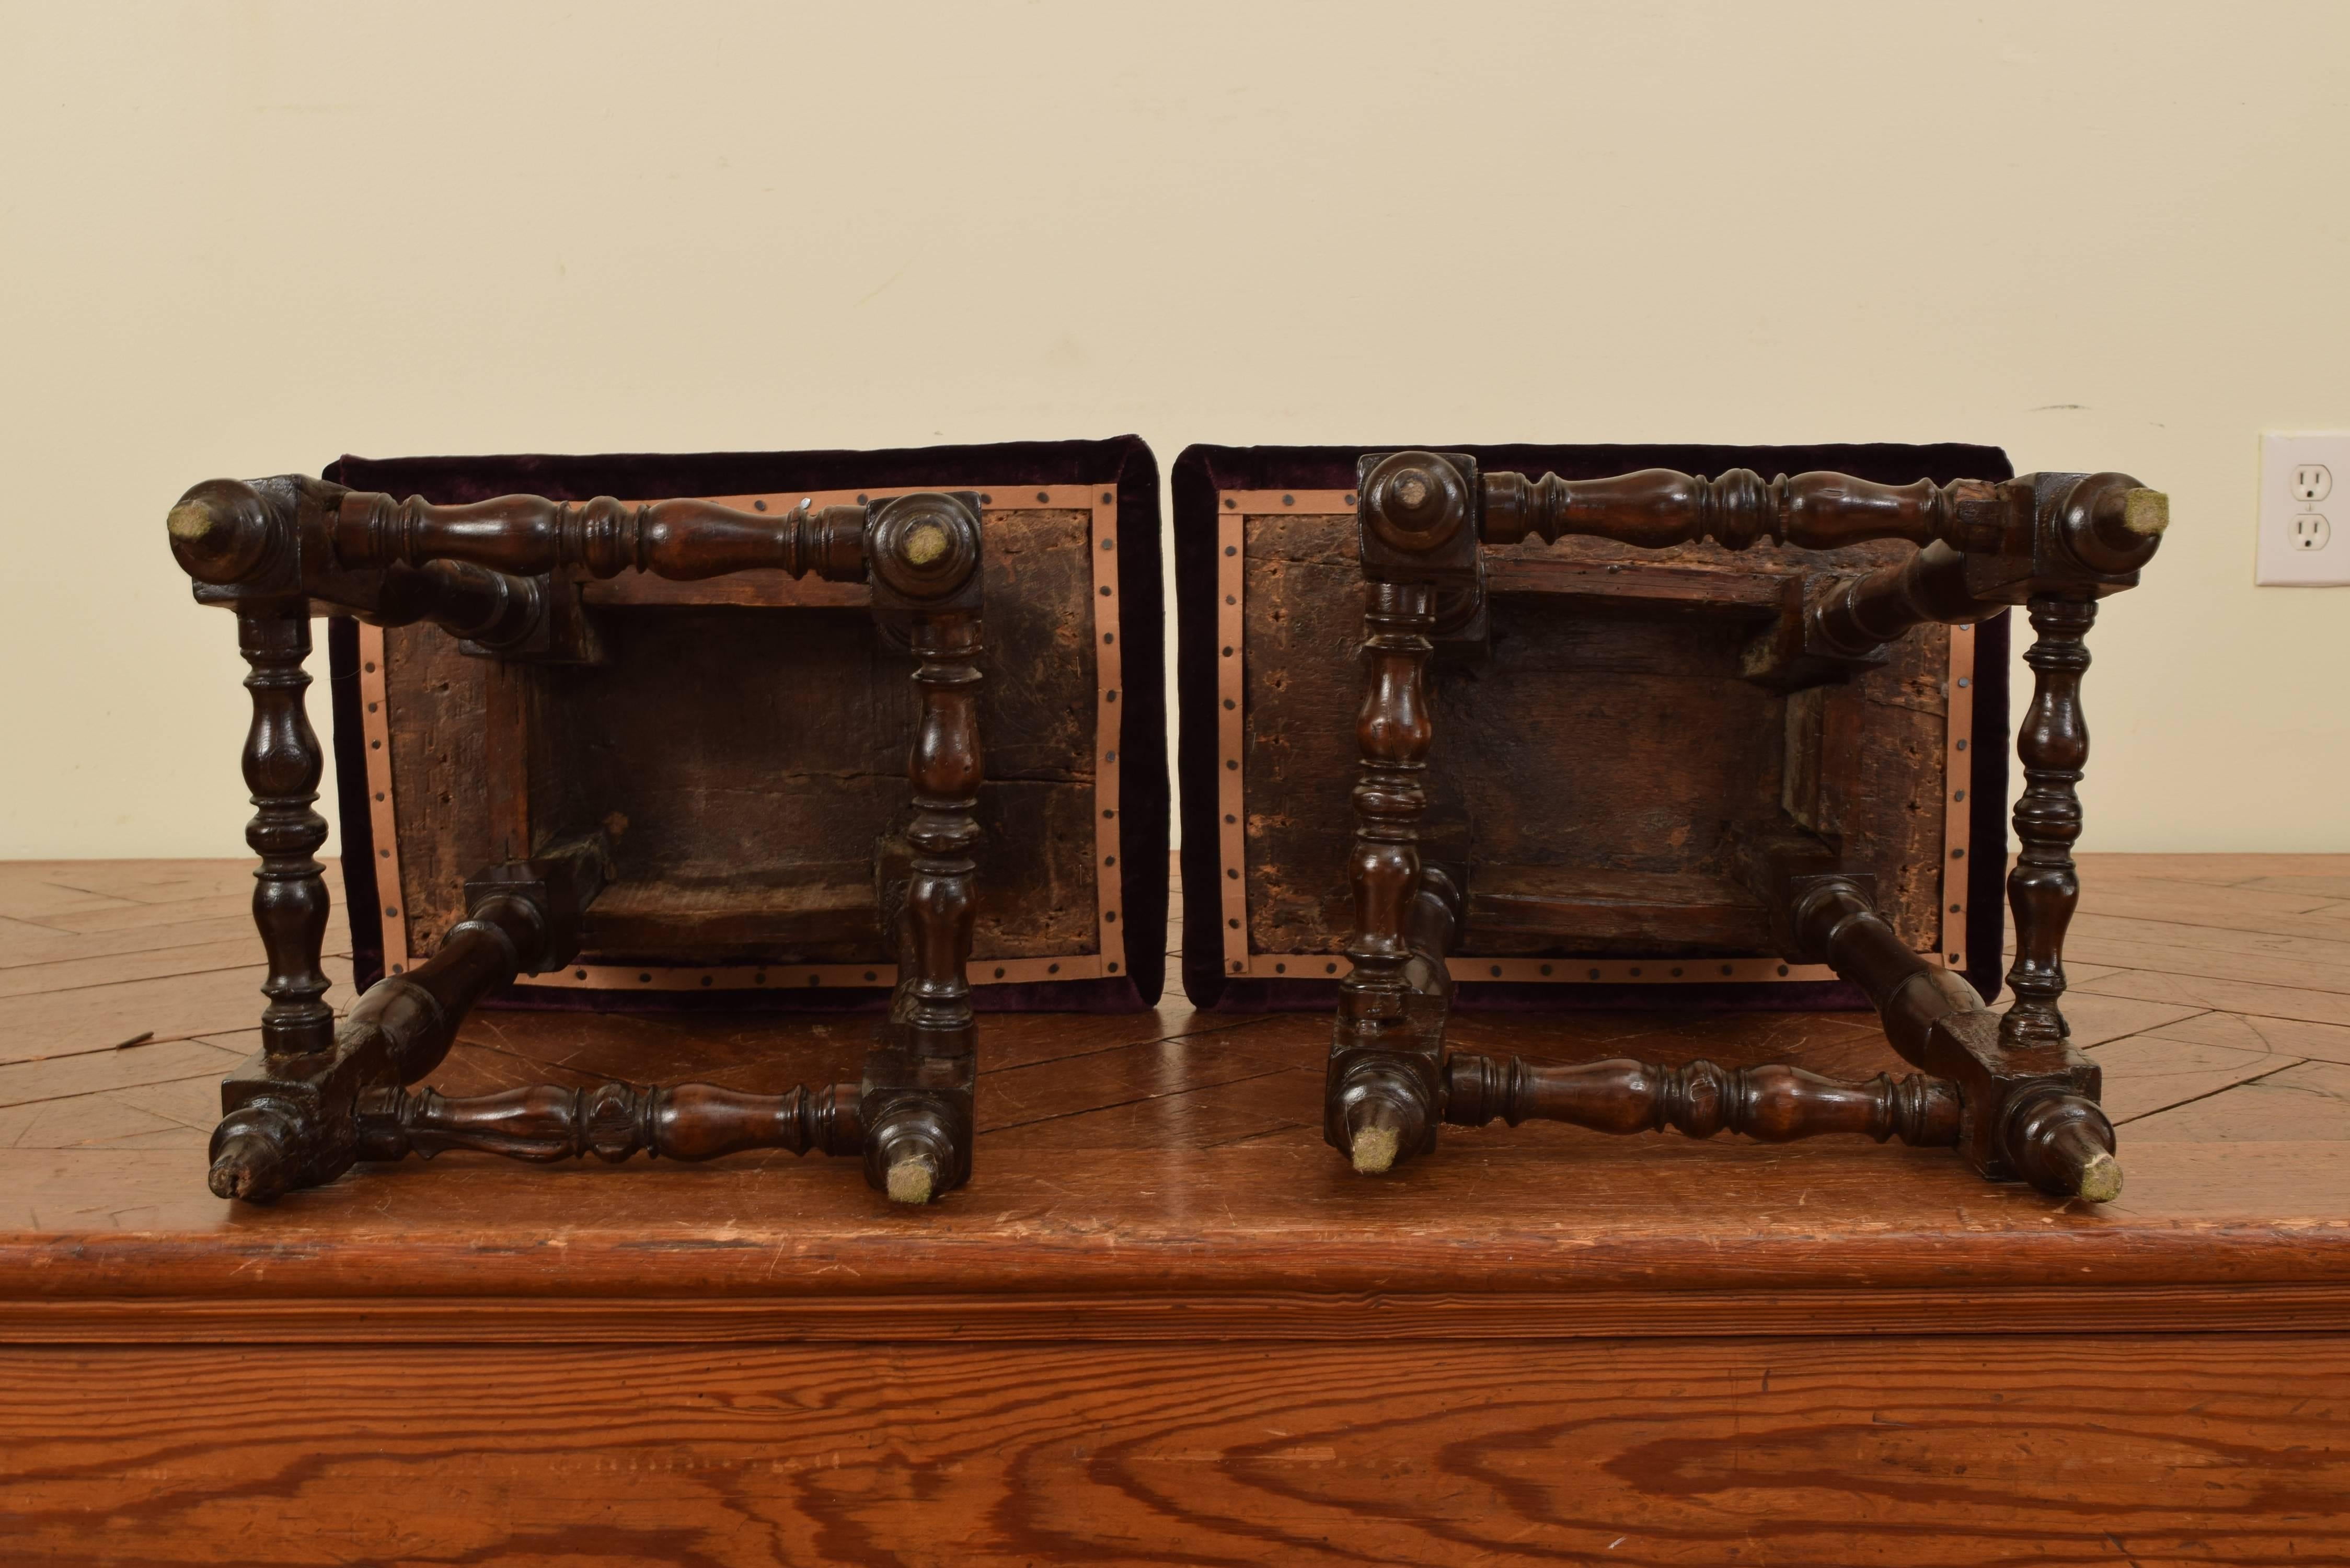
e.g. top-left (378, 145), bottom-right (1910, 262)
top-left (2259, 432), bottom-right (2350, 586)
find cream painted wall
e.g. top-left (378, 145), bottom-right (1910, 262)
top-left (2, 1), bottom-right (2344, 860)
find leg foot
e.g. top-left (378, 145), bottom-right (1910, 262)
top-left (885, 1153), bottom-right (939, 1206)
top-left (1347, 1101), bottom-right (1404, 1175)
top-left (1333, 1064), bottom-right (1431, 1177)
top-left (2008, 1089), bottom-right (2122, 1202)
top-left (207, 1121), bottom-right (291, 1203)
top-left (866, 1101), bottom-right (959, 1206)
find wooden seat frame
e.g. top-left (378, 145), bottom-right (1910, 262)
top-left (1323, 452), bottom-right (2169, 1202)
top-left (167, 475), bottom-right (988, 1205)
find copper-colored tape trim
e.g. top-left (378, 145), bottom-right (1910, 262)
top-left (1088, 486), bottom-right (1126, 978)
top-left (369, 486), bottom-right (1117, 993)
top-left (356, 622), bottom-right (412, 981)
top-left (511, 953), bottom-right (1105, 995)
top-left (1216, 497), bottom-right (1257, 974)
top-left (1217, 487), bottom-right (1966, 985)
top-left (1238, 954), bottom-right (1842, 984)
top-left (1221, 490), bottom-right (1359, 514)
top-left (1941, 623), bottom-right (1976, 974)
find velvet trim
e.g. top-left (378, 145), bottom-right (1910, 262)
top-left (1172, 440), bottom-right (2016, 1014)
top-left (324, 437), bottom-right (1165, 1014)
top-left (1965, 605), bottom-right (2012, 1007)
top-left (328, 615), bottom-right (386, 993)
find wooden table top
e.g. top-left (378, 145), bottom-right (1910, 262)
top-left (5, 853), bottom-right (2349, 1343)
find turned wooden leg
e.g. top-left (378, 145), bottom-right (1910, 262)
top-left (1344, 581), bottom-right (1437, 1003)
top-left (237, 601), bottom-right (333, 1055)
top-left (867, 607), bottom-right (984, 1204)
top-left (2005, 595), bottom-right (2096, 1044)
top-left (1327, 581), bottom-right (1444, 1174)
top-left (208, 837), bottom-right (611, 1203)
top-left (207, 895), bottom-right (534, 1202)
top-left (1445, 1055), bottom-right (1964, 1148)
top-left (1783, 871), bottom-right (2121, 1201)
top-left (355, 1081), bottom-right (862, 1165)
top-left (900, 609), bottom-right (983, 1054)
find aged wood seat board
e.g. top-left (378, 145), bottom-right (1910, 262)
top-left (3, 854), bottom-right (2349, 1562)
top-left (379, 512), bottom-right (1108, 971)
top-left (1207, 485), bottom-right (1983, 984)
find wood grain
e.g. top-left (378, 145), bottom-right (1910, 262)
top-left (0, 910), bottom-right (330, 974)
top-left (0, 956), bottom-right (355, 1067)
top-left (7, 1123), bottom-right (2350, 1305)
top-left (2142, 1007), bottom-right (2350, 1066)
top-left (1467, 865), bottom-right (1769, 949)
top-left (2072, 965), bottom-right (2350, 1027)
top-left (3, 1337), bottom-right (2344, 1566)
top-left (13, 1278), bottom-right (2350, 1346)
top-left (5, 852), bottom-right (2350, 1557)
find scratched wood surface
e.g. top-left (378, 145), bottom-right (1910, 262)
top-left (4, 853), bottom-right (2350, 1561)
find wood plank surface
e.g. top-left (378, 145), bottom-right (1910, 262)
top-left (0, 857), bottom-right (2345, 1320)
top-left (3, 852), bottom-right (2349, 1558)
top-left (4, 1335), bottom-right (2342, 1567)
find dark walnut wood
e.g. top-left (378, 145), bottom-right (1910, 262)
top-left (329, 490), bottom-right (870, 582)
top-left (368, 560), bottom-right (546, 651)
top-left (1444, 1053), bottom-right (1963, 1147)
top-left (170, 476), bottom-right (561, 651)
top-left (1481, 465), bottom-right (2014, 552)
top-left (234, 602), bottom-right (335, 1057)
top-left (1321, 452), bottom-right (2165, 1200)
top-left (169, 476), bottom-right (995, 1206)
top-left (206, 835), bottom-right (614, 1201)
top-left (856, 499), bottom-right (990, 1203)
top-left (1325, 580), bottom-right (1448, 1173)
top-left (2006, 594), bottom-right (2097, 1044)
top-left (1781, 871), bottom-right (2117, 1200)
top-left (355, 1081), bottom-right (861, 1164)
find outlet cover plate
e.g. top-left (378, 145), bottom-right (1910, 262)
top-left (2259, 432), bottom-right (2350, 586)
